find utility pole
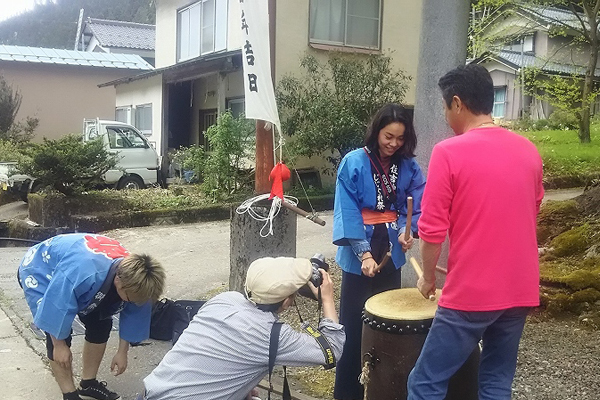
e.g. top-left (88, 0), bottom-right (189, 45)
top-left (74, 8), bottom-right (84, 51)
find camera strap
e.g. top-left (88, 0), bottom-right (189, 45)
top-left (268, 322), bottom-right (291, 400)
top-left (301, 322), bottom-right (337, 370)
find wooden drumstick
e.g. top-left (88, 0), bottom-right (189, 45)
top-left (378, 252), bottom-right (391, 270)
top-left (404, 197), bottom-right (413, 242)
top-left (409, 257), bottom-right (436, 301)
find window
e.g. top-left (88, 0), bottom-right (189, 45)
top-left (309, 0), bottom-right (381, 49)
top-left (226, 98), bottom-right (245, 118)
top-left (135, 104), bottom-right (152, 135)
top-left (178, 0), bottom-right (227, 62)
top-left (106, 126), bottom-right (148, 149)
top-left (493, 87), bottom-right (506, 118)
top-left (504, 35), bottom-right (534, 53)
top-left (115, 106), bottom-right (132, 124)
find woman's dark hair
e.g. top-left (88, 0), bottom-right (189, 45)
top-left (365, 103), bottom-right (416, 158)
top-left (438, 64), bottom-right (494, 115)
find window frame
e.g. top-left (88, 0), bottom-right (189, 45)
top-left (135, 103), bottom-right (153, 136)
top-left (177, 0), bottom-right (228, 62)
top-left (115, 106), bottom-right (133, 125)
top-left (309, 0), bottom-right (382, 50)
top-left (226, 97), bottom-right (245, 118)
top-left (492, 86), bottom-right (507, 119)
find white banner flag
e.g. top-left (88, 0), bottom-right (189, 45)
top-left (239, 0), bottom-right (281, 134)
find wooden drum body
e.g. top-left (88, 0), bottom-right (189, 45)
top-left (361, 288), bottom-right (479, 400)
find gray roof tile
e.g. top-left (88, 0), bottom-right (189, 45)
top-left (85, 18), bottom-right (155, 51)
top-left (0, 45), bottom-right (153, 70)
top-left (477, 50), bottom-right (600, 77)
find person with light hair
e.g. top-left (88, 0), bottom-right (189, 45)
top-left (142, 256), bottom-right (345, 400)
top-left (18, 233), bottom-right (166, 400)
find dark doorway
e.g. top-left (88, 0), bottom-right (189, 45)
top-left (167, 81), bottom-right (192, 150)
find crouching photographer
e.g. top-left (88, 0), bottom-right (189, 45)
top-left (141, 256), bottom-right (345, 400)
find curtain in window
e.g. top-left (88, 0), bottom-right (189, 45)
top-left (346, 0), bottom-right (379, 48)
top-left (310, 0), bottom-right (345, 44)
top-left (201, 0), bottom-right (215, 55)
top-left (493, 87), bottom-right (506, 118)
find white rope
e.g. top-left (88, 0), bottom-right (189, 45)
top-left (236, 194), bottom-right (299, 237)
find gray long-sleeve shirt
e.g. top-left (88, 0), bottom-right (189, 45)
top-left (144, 291), bottom-right (345, 400)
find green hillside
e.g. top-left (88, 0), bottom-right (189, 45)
top-left (0, 0), bottom-right (155, 49)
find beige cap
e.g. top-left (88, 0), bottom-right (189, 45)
top-left (245, 257), bottom-right (313, 304)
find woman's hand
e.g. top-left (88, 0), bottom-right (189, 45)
top-left (361, 254), bottom-right (379, 277)
top-left (398, 232), bottom-right (414, 253)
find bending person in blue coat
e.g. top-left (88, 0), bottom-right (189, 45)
top-left (18, 233), bottom-right (166, 400)
top-left (332, 103), bottom-right (425, 400)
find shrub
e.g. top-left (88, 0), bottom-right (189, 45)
top-left (171, 145), bottom-right (205, 183)
top-left (202, 111), bottom-right (255, 199)
top-left (277, 52), bottom-right (410, 167)
top-left (548, 110), bottom-right (578, 130)
top-left (19, 134), bottom-right (118, 196)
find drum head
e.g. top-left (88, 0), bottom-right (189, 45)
top-left (365, 288), bottom-right (441, 321)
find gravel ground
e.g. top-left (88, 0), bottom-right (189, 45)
top-left (284, 261), bottom-right (600, 400)
top-left (513, 317), bottom-right (600, 400)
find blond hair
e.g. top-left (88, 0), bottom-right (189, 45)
top-left (117, 253), bottom-right (166, 303)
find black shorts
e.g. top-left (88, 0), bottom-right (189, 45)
top-left (45, 311), bottom-right (113, 360)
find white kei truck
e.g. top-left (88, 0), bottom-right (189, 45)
top-left (0, 119), bottom-right (160, 201)
top-left (83, 118), bottom-right (161, 189)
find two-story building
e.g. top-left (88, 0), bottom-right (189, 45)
top-left (79, 18), bottom-right (156, 66)
top-left (101, 0), bottom-right (423, 183)
top-left (471, 4), bottom-right (600, 121)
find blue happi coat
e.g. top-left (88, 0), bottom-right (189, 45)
top-left (333, 148), bottom-right (425, 275)
top-left (18, 233), bottom-right (151, 342)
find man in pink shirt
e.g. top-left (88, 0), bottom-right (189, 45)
top-left (407, 64), bottom-right (544, 400)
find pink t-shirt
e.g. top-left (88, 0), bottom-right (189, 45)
top-left (418, 127), bottom-right (544, 311)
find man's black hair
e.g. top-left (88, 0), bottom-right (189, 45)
top-left (365, 103), bottom-right (417, 158)
top-left (438, 64), bottom-right (494, 115)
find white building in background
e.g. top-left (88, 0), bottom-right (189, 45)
top-left (102, 0), bottom-right (424, 185)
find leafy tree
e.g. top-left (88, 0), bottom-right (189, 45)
top-left (468, 0), bottom-right (514, 58)
top-left (470, 0), bottom-right (600, 143)
top-left (276, 53), bottom-right (410, 168)
top-left (202, 111), bottom-right (255, 199)
top-left (19, 134), bottom-right (118, 196)
top-left (0, 75), bottom-right (22, 133)
top-left (0, 75), bottom-right (38, 143)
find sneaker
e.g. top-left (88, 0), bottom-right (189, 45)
top-left (78, 380), bottom-right (121, 400)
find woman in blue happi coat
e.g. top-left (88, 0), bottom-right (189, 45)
top-left (18, 233), bottom-right (166, 400)
top-left (332, 104), bottom-right (425, 400)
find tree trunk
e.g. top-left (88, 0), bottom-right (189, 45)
top-left (579, 1), bottom-right (600, 144)
top-left (578, 107), bottom-right (591, 143)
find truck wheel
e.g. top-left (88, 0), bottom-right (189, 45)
top-left (117, 175), bottom-right (145, 190)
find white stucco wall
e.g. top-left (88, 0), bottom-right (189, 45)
top-left (115, 74), bottom-right (163, 150)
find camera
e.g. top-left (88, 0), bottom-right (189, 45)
top-left (309, 253), bottom-right (329, 287)
top-left (297, 253), bottom-right (330, 301)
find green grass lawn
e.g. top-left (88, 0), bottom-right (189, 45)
top-left (519, 125), bottom-right (600, 184)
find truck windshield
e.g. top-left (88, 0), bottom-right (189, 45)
top-left (106, 127), bottom-right (148, 149)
